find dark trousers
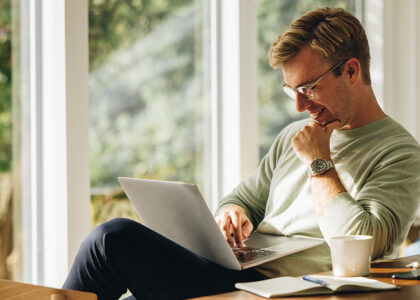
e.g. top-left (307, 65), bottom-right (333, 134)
top-left (62, 218), bottom-right (265, 300)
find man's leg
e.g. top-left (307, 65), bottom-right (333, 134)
top-left (62, 218), bottom-right (265, 300)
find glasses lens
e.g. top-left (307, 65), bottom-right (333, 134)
top-left (283, 86), bottom-right (296, 99)
top-left (297, 86), bottom-right (313, 98)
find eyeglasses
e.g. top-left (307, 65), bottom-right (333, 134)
top-left (282, 60), bottom-right (346, 100)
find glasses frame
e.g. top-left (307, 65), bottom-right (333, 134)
top-left (283, 60), bottom-right (346, 101)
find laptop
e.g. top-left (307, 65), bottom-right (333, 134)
top-left (118, 177), bottom-right (324, 270)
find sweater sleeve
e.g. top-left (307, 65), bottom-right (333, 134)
top-left (317, 146), bottom-right (420, 259)
top-left (216, 130), bottom-right (287, 228)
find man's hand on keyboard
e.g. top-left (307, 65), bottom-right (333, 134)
top-left (215, 205), bottom-right (253, 248)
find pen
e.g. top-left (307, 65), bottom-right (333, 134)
top-left (302, 275), bottom-right (328, 287)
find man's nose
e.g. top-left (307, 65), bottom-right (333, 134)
top-left (295, 93), bottom-right (311, 112)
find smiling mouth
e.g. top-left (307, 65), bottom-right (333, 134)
top-left (310, 107), bottom-right (325, 121)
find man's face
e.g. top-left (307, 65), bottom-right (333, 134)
top-left (282, 46), bottom-right (356, 130)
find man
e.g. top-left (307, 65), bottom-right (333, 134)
top-left (215, 7), bottom-right (420, 278)
top-left (63, 7), bottom-right (420, 300)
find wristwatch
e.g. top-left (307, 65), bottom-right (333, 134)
top-left (308, 158), bottom-right (334, 176)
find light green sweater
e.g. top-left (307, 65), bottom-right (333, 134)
top-left (217, 116), bottom-right (420, 278)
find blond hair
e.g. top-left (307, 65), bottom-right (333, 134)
top-left (269, 7), bottom-right (371, 85)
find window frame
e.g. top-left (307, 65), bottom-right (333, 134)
top-left (40, 0), bottom-right (90, 287)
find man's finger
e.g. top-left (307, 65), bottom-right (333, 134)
top-left (219, 214), bottom-right (232, 243)
top-left (323, 120), bottom-right (340, 133)
top-left (242, 221), bottom-right (253, 239)
top-left (230, 211), bottom-right (243, 247)
top-left (228, 223), bottom-right (235, 246)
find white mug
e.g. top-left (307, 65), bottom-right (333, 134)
top-left (329, 235), bottom-right (372, 277)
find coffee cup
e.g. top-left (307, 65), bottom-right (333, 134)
top-left (329, 235), bottom-right (372, 277)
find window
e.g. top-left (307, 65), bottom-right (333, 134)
top-left (88, 0), bottom-right (210, 227)
top-left (257, 0), bottom-right (364, 158)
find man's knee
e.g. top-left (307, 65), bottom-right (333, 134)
top-left (82, 218), bottom-right (141, 255)
top-left (93, 218), bottom-right (139, 236)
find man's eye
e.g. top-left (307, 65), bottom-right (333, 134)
top-left (299, 87), bottom-right (311, 95)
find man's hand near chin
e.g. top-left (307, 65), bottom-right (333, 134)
top-left (215, 205), bottom-right (253, 248)
top-left (291, 120), bottom-right (339, 165)
top-left (291, 120), bottom-right (347, 215)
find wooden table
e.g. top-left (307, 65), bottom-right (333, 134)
top-left (0, 279), bottom-right (97, 300)
top-left (189, 254), bottom-right (420, 300)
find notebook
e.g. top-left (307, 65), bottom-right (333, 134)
top-left (235, 275), bottom-right (399, 298)
top-left (118, 177), bottom-right (324, 270)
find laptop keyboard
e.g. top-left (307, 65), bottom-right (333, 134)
top-left (232, 247), bottom-right (277, 263)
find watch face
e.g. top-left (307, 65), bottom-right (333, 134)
top-left (311, 159), bottom-right (328, 174)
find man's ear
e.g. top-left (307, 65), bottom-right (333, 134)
top-left (344, 58), bottom-right (361, 86)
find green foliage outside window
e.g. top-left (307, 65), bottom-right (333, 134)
top-left (0, 0), bottom-right (11, 172)
top-left (0, 0), bottom-right (12, 281)
top-left (88, 0), bottom-right (203, 226)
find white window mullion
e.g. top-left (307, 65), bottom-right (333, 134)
top-left (63, 0), bottom-right (91, 279)
top-left (18, 0), bottom-right (34, 284)
top-left (238, 0), bottom-right (258, 180)
top-left (41, 0), bottom-right (90, 287)
top-left (208, 0), bottom-right (222, 211)
top-left (29, 0), bottom-right (43, 285)
top-left (14, 0), bottom-right (44, 285)
top-left (220, 0), bottom-right (258, 198)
